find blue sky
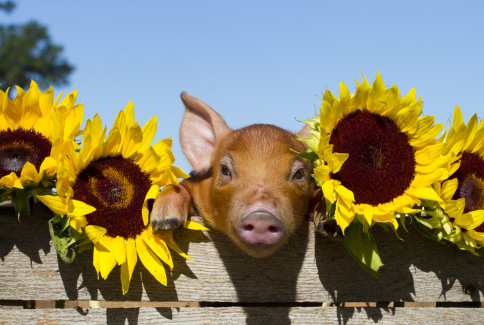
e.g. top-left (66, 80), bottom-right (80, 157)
top-left (2, 1), bottom-right (483, 173)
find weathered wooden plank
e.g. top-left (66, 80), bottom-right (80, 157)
top-left (1, 213), bottom-right (484, 302)
top-left (1, 307), bottom-right (484, 325)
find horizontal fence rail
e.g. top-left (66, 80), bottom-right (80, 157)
top-left (1, 202), bottom-right (484, 324)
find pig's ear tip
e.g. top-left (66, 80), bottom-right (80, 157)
top-left (180, 91), bottom-right (196, 104)
top-left (180, 91), bottom-right (191, 98)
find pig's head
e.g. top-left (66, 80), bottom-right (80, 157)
top-left (180, 92), bottom-right (315, 257)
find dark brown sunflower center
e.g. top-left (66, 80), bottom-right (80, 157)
top-left (73, 156), bottom-right (152, 239)
top-left (452, 152), bottom-right (484, 219)
top-left (0, 128), bottom-right (52, 178)
top-left (329, 110), bottom-right (416, 206)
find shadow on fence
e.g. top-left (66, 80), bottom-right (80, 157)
top-left (209, 222), bottom-right (310, 325)
top-left (315, 225), bottom-right (483, 324)
top-left (2, 205), bottom-right (484, 324)
top-left (0, 214), bottom-right (51, 264)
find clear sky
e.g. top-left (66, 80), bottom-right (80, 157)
top-left (2, 1), bottom-right (483, 173)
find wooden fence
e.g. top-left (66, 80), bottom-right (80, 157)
top-left (1, 202), bottom-right (484, 324)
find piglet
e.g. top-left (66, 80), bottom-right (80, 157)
top-left (150, 92), bottom-right (317, 257)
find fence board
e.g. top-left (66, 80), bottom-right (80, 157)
top-left (1, 205), bottom-right (484, 323)
top-left (1, 213), bottom-right (484, 303)
top-left (1, 307), bottom-right (484, 324)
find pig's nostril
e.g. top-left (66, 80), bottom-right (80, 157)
top-left (244, 224), bottom-right (254, 231)
top-left (238, 210), bottom-right (285, 245)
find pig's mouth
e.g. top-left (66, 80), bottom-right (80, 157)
top-left (236, 210), bottom-right (286, 257)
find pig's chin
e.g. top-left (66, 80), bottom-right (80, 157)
top-left (237, 241), bottom-right (284, 258)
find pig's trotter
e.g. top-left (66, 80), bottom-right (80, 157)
top-left (311, 189), bottom-right (342, 240)
top-left (151, 215), bottom-right (182, 230)
top-left (150, 183), bottom-right (193, 232)
top-left (314, 216), bottom-right (342, 241)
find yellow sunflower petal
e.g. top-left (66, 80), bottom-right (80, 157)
top-left (465, 229), bottom-right (484, 244)
top-left (335, 184), bottom-right (355, 202)
top-left (93, 245), bottom-right (101, 280)
top-left (69, 215), bottom-right (87, 232)
top-left (85, 225), bottom-right (107, 244)
top-left (142, 185), bottom-right (160, 225)
top-left (415, 143), bottom-right (446, 165)
top-left (123, 101), bottom-right (135, 127)
top-left (121, 125), bottom-right (144, 158)
top-left (39, 157), bottom-right (58, 177)
top-left (454, 211), bottom-right (484, 230)
top-left (104, 128), bottom-right (122, 157)
top-left (313, 165), bottom-right (330, 186)
top-left (111, 236), bottom-right (127, 265)
top-left (372, 212), bottom-right (398, 230)
top-left (163, 232), bottom-right (193, 261)
top-left (445, 198), bottom-right (466, 220)
top-left (463, 114), bottom-right (479, 151)
top-left (335, 197), bottom-right (354, 234)
top-left (170, 166), bottom-right (190, 179)
top-left (136, 235), bottom-right (168, 286)
top-left (363, 205), bottom-right (373, 225)
top-left (139, 116), bottom-right (157, 153)
top-left (327, 152), bottom-right (349, 174)
top-left (37, 195), bottom-right (68, 215)
top-left (121, 237), bottom-right (138, 295)
top-left (411, 168), bottom-right (447, 188)
top-left (20, 162), bottom-right (41, 184)
top-left (152, 138), bottom-right (173, 156)
top-left (67, 199), bottom-right (97, 217)
top-left (407, 186), bottom-right (443, 203)
top-left (143, 228), bottom-right (173, 270)
top-left (440, 178), bottom-right (459, 201)
top-left (113, 111), bottom-right (127, 139)
top-left (184, 221), bottom-right (210, 231)
top-left (137, 147), bottom-right (159, 174)
top-left (322, 180), bottom-right (336, 203)
top-left (99, 246), bottom-right (117, 280)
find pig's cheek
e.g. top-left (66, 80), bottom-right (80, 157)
top-left (211, 187), bottom-right (237, 228)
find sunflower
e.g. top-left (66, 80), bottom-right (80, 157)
top-left (37, 103), bottom-right (203, 294)
top-left (302, 72), bottom-right (452, 234)
top-left (421, 106), bottom-right (484, 254)
top-left (0, 80), bottom-right (83, 215)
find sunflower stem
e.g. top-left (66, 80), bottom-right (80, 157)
top-left (10, 193), bottom-right (31, 217)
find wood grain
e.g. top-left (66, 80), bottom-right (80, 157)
top-left (1, 213), bottom-right (484, 303)
top-left (2, 207), bottom-right (484, 324)
top-left (1, 307), bottom-right (483, 324)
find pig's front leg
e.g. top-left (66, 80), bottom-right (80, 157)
top-left (151, 183), bottom-right (193, 231)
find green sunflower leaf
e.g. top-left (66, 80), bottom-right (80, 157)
top-left (291, 147), bottom-right (319, 162)
top-left (343, 222), bottom-right (383, 277)
top-left (49, 214), bottom-right (77, 263)
top-left (48, 214), bottom-right (93, 263)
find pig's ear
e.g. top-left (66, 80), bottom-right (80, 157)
top-left (296, 114), bottom-right (320, 138)
top-left (179, 92), bottom-right (230, 171)
top-left (296, 121), bottom-right (312, 139)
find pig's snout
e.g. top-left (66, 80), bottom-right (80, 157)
top-left (238, 210), bottom-right (285, 246)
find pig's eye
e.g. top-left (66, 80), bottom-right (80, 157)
top-left (220, 164), bottom-right (232, 178)
top-left (292, 168), bottom-right (306, 180)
